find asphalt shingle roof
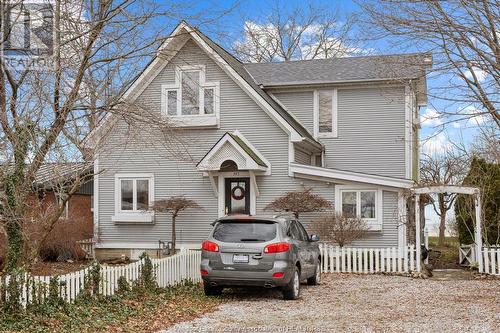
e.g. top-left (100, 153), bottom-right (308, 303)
top-left (243, 53), bottom-right (431, 87)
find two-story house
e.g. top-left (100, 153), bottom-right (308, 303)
top-left (88, 22), bottom-right (430, 260)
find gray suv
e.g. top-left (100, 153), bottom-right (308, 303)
top-left (200, 215), bottom-right (321, 300)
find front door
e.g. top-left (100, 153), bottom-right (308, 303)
top-left (225, 178), bottom-right (250, 215)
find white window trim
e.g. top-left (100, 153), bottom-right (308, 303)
top-left (112, 173), bottom-right (155, 223)
top-left (334, 185), bottom-right (382, 231)
top-left (313, 89), bottom-right (338, 138)
top-left (161, 65), bottom-right (220, 127)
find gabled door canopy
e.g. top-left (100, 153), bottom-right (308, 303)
top-left (197, 130), bottom-right (271, 175)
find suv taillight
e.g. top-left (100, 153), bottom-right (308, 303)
top-left (202, 240), bottom-right (219, 252)
top-left (264, 242), bottom-right (290, 253)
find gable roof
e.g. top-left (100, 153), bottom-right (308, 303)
top-left (244, 53), bottom-right (432, 87)
top-left (227, 132), bottom-right (266, 167)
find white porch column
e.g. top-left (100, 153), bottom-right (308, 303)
top-left (415, 194), bottom-right (421, 272)
top-left (475, 192), bottom-right (483, 272)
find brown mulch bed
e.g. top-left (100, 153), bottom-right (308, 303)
top-left (106, 289), bottom-right (223, 333)
top-left (28, 260), bottom-right (91, 276)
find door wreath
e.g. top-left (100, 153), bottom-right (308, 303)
top-left (231, 185), bottom-right (246, 200)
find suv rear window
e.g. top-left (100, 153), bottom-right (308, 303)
top-left (212, 221), bottom-right (277, 243)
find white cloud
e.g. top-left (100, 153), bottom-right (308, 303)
top-left (452, 122), bottom-right (461, 128)
top-left (465, 67), bottom-right (488, 83)
top-left (459, 105), bottom-right (488, 125)
top-left (420, 108), bottom-right (443, 127)
top-left (421, 132), bottom-right (452, 155)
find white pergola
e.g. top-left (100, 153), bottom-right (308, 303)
top-left (411, 185), bottom-right (482, 272)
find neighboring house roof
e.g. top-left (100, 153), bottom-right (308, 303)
top-left (243, 53), bottom-right (432, 87)
top-left (34, 162), bottom-right (92, 187)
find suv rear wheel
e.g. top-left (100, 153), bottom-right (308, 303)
top-left (282, 267), bottom-right (300, 300)
top-left (203, 283), bottom-right (223, 296)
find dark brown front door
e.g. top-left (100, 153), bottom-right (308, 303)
top-left (225, 178), bottom-right (250, 215)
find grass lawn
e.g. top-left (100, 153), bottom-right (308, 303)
top-left (428, 236), bottom-right (461, 269)
top-left (0, 282), bottom-right (223, 333)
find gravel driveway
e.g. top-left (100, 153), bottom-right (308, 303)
top-left (161, 274), bottom-right (500, 333)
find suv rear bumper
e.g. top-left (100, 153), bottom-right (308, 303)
top-left (201, 260), bottom-right (294, 288)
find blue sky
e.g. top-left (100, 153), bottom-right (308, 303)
top-left (171, 0), bottom-right (487, 234)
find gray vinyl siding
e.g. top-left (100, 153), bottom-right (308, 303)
top-left (294, 146), bottom-right (311, 165)
top-left (272, 87), bottom-right (407, 178)
top-left (96, 39), bottom-right (334, 246)
top-left (272, 91), bottom-right (314, 133)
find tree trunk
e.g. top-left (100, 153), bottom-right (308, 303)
top-left (438, 213), bottom-right (447, 246)
top-left (438, 193), bottom-right (447, 246)
top-left (4, 219), bottom-right (23, 272)
top-left (171, 214), bottom-right (177, 254)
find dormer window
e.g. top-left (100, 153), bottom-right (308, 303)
top-left (162, 65), bottom-right (219, 127)
top-left (314, 89), bottom-right (338, 138)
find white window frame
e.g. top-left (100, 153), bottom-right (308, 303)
top-left (334, 185), bottom-right (382, 230)
top-left (112, 173), bottom-right (155, 223)
top-left (161, 65), bottom-right (220, 127)
top-left (313, 89), bottom-right (338, 138)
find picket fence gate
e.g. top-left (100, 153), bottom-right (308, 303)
top-left (319, 244), bottom-right (417, 274)
top-left (480, 247), bottom-right (500, 275)
top-left (0, 249), bottom-right (202, 307)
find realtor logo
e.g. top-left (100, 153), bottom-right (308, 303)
top-left (1, 0), bottom-right (54, 70)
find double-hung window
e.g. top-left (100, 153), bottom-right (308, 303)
top-left (162, 65), bottom-right (219, 127)
top-left (113, 174), bottom-right (154, 223)
top-left (335, 186), bottom-right (382, 230)
top-left (314, 89), bottom-right (337, 138)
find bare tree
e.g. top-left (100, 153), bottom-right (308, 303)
top-left (420, 149), bottom-right (468, 246)
top-left (233, 2), bottom-right (358, 62)
top-left (359, 0), bottom-right (499, 128)
top-left (149, 196), bottom-right (202, 254)
top-left (0, 1), bottom-right (232, 272)
top-left (311, 213), bottom-right (369, 247)
top-left (264, 188), bottom-right (331, 219)
top-left (470, 124), bottom-right (500, 164)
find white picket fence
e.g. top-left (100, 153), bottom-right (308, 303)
top-left (0, 249), bottom-right (202, 307)
top-left (76, 238), bottom-right (95, 259)
top-left (319, 244), bottom-right (417, 274)
top-left (480, 247), bottom-right (500, 275)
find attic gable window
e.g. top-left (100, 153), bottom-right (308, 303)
top-left (162, 65), bottom-right (219, 127)
top-left (314, 89), bottom-right (338, 138)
